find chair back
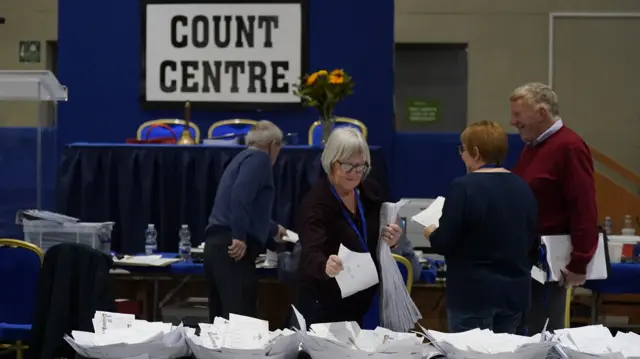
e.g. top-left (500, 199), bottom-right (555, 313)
top-left (208, 119), bottom-right (258, 140)
top-left (392, 254), bottom-right (414, 293)
top-left (308, 117), bottom-right (368, 145)
top-left (0, 239), bottom-right (43, 325)
top-left (137, 119), bottom-right (201, 143)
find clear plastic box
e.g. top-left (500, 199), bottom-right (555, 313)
top-left (22, 219), bottom-right (114, 254)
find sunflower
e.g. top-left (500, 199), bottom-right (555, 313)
top-left (328, 69), bottom-right (345, 84)
top-left (306, 70), bottom-right (329, 85)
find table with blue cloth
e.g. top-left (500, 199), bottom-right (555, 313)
top-left (56, 144), bottom-right (389, 254)
top-left (583, 263), bottom-right (640, 325)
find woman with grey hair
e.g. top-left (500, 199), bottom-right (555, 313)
top-left (294, 127), bottom-right (402, 326)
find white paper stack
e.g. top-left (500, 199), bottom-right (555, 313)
top-left (63, 311), bottom-right (191, 359)
top-left (378, 200), bottom-right (422, 332)
top-left (186, 313), bottom-right (299, 359)
top-left (293, 305), bottom-right (424, 359)
top-left (423, 327), bottom-right (556, 359)
top-left (551, 325), bottom-right (640, 358)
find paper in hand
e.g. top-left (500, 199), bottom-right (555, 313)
top-left (412, 196), bottom-right (445, 228)
top-left (335, 244), bottom-right (379, 298)
top-left (282, 229), bottom-right (299, 243)
top-left (378, 200), bottom-right (422, 332)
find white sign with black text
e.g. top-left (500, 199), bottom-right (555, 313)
top-left (144, 2), bottom-right (303, 104)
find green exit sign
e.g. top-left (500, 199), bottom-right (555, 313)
top-left (407, 100), bottom-right (440, 122)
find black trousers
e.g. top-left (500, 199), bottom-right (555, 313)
top-left (204, 229), bottom-right (259, 321)
top-left (522, 281), bottom-right (568, 334)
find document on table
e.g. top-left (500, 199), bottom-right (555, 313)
top-left (113, 255), bottom-right (181, 267)
top-left (411, 196), bottom-right (445, 228)
top-left (532, 233), bottom-right (608, 283)
top-left (335, 244), bottom-right (379, 298)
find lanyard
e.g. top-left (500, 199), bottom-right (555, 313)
top-left (479, 163), bottom-right (500, 169)
top-left (330, 184), bottom-right (369, 252)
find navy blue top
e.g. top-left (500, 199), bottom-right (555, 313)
top-left (430, 172), bottom-right (538, 312)
top-left (206, 148), bottom-right (278, 246)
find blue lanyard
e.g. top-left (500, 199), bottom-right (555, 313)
top-left (330, 184), bottom-right (369, 252)
top-left (479, 163), bottom-right (500, 169)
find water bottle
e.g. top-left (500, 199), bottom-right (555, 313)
top-left (622, 214), bottom-right (636, 235)
top-left (604, 216), bottom-right (613, 235)
top-left (145, 224), bottom-right (157, 255)
top-left (178, 224), bottom-right (192, 261)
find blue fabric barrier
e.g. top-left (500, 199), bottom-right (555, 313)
top-left (0, 128), bottom-right (58, 239)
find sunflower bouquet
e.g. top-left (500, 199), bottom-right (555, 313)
top-left (293, 69), bottom-right (354, 123)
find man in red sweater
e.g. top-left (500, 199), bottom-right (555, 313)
top-left (510, 82), bottom-right (598, 332)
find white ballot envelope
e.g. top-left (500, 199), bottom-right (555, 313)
top-left (532, 233), bottom-right (608, 283)
top-left (335, 244), bottom-right (379, 298)
top-left (411, 196), bottom-right (445, 228)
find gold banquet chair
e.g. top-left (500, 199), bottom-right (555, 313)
top-left (308, 117), bottom-right (368, 145)
top-left (208, 119), bottom-right (258, 141)
top-left (392, 254), bottom-right (414, 293)
top-left (136, 119), bottom-right (201, 143)
top-left (564, 287), bottom-right (573, 328)
top-left (0, 239), bottom-right (44, 359)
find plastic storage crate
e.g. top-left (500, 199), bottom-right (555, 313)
top-left (22, 219), bottom-right (114, 253)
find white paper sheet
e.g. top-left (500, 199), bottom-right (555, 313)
top-left (113, 255), bottom-right (181, 267)
top-left (334, 244), bottom-right (379, 298)
top-left (282, 229), bottom-right (299, 243)
top-left (411, 196), bottom-right (445, 228)
top-left (532, 233), bottom-right (608, 282)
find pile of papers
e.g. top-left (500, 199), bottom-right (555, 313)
top-left (113, 255), bottom-right (181, 267)
top-left (378, 200), bottom-right (422, 332)
top-left (64, 311), bottom-right (190, 359)
top-left (294, 307), bottom-right (424, 359)
top-left (424, 324), bottom-right (640, 359)
top-left (186, 314), bottom-right (299, 359)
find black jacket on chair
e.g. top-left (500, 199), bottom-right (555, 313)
top-left (27, 243), bottom-right (115, 359)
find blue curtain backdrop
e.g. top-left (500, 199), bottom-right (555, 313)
top-left (56, 0), bottom-right (395, 157)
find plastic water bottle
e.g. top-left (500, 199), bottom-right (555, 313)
top-left (145, 224), bottom-right (157, 255)
top-left (604, 216), bottom-right (613, 235)
top-left (622, 214), bottom-right (636, 235)
top-left (178, 225), bottom-right (192, 261)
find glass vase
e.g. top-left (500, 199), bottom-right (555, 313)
top-left (321, 115), bottom-right (336, 145)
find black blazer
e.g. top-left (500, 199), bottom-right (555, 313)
top-left (28, 243), bottom-right (115, 359)
top-left (295, 176), bottom-right (383, 324)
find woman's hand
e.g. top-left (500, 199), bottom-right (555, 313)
top-left (382, 223), bottom-right (402, 248)
top-left (423, 224), bottom-right (437, 238)
top-left (325, 255), bottom-right (343, 277)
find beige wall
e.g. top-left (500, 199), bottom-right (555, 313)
top-left (0, 0), bottom-right (57, 127)
top-left (396, 0), bottom-right (640, 172)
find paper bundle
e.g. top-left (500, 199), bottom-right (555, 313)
top-left (378, 200), bottom-right (422, 332)
top-left (293, 306), bottom-right (423, 359)
top-left (186, 313), bottom-right (299, 359)
top-left (63, 311), bottom-right (191, 359)
top-left (424, 324), bottom-right (640, 359)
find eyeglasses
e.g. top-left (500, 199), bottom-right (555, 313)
top-left (338, 161), bottom-right (369, 174)
top-left (457, 145), bottom-right (465, 155)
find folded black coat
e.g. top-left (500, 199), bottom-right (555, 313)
top-left (28, 243), bottom-right (115, 359)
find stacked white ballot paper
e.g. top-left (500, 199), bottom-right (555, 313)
top-left (63, 311), bottom-right (190, 359)
top-left (113, 255), bottom-right (181, 267)
top-left (411, 197), bottom-right (445, 228)
top-left (551, 325), bottom-right (640, 358)
top-left (293, 306), bottom-right (424, 359)
top-left (335, 244), bottom-right (379, 298)
top-left (531, 234), bottom-right (609, 283)
top-left (186, 313), bottom-right (299, 359)
top-left (378, 200), bottom-right (422, 332)
top-left (424, 324), bottom-right (640, 359)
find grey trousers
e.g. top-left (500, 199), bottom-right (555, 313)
top-left (525, 281), bottom-right (569, 333)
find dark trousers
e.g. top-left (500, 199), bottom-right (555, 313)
top-left (204, 229), bottom-right (259, 321)
top-left (448, 307), bottom-right (522, 334)
top-left (523, 281), bottom-right (568, 333)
